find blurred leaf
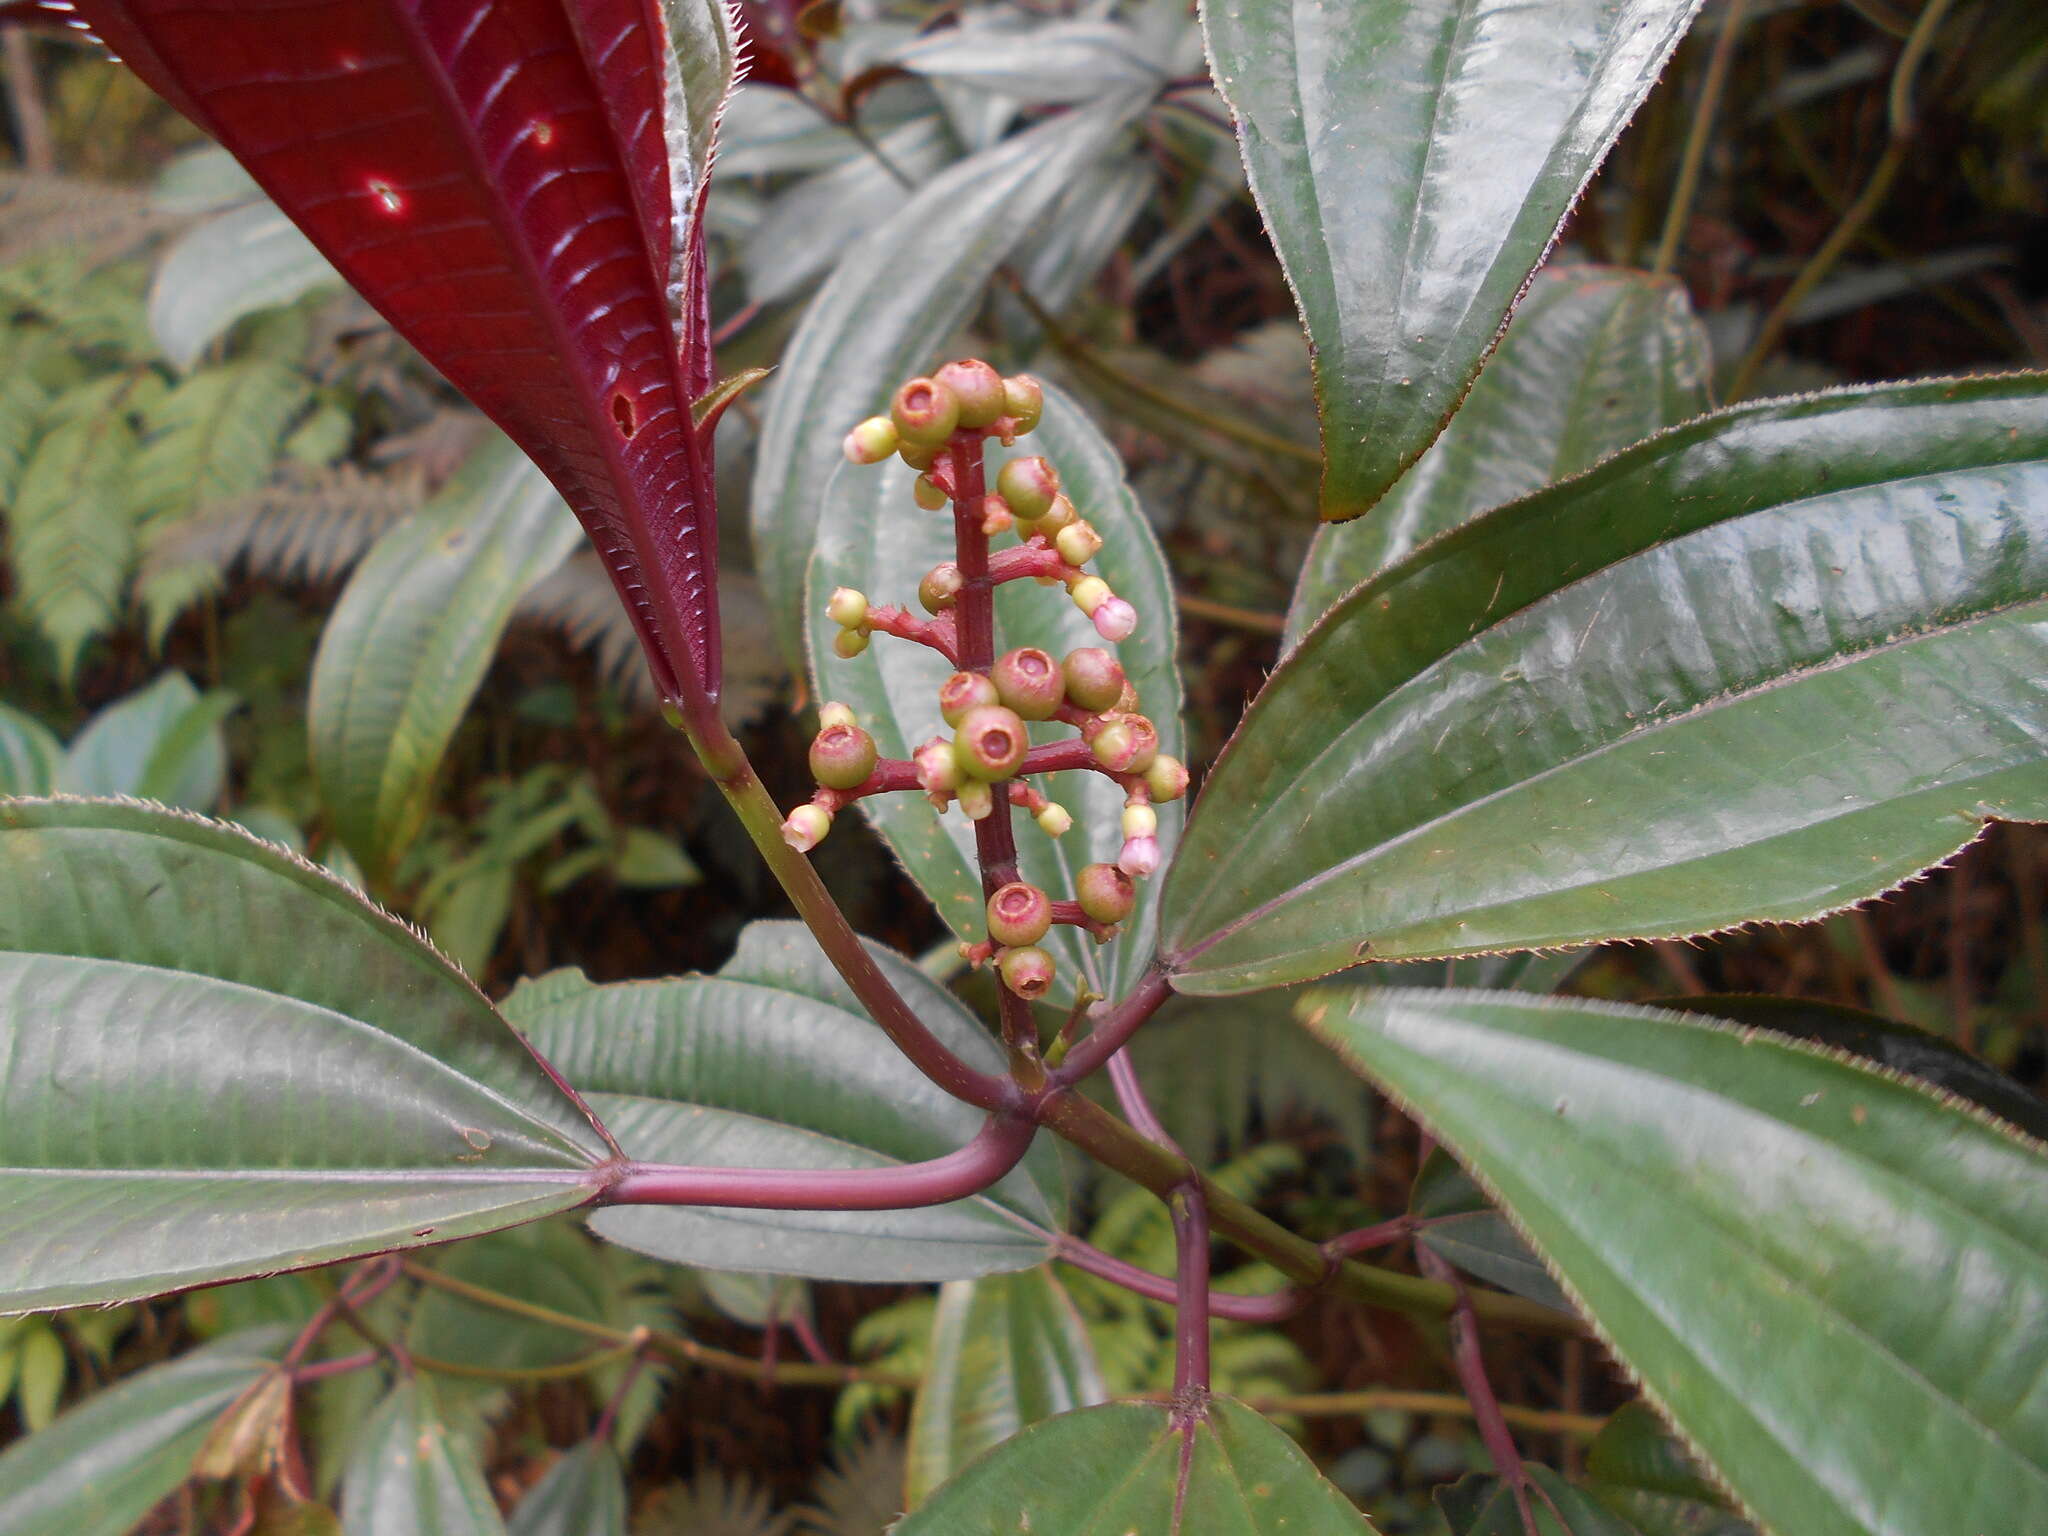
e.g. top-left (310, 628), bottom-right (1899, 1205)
top-left (0, 704), bottom-right (64, 797)
top-left (611, 828), bottom-right (701, 889)
top-left (1438, 1464), bottom-right (1636, 1534)
top-left (1203, 0), bottom-right (1702, 519)
top-left (809, 382), bottom-right (1182, 1008)
top-left (1303, 987), bottom-right (2048, 1536)
top-left (508, 1442), bottom-right (627, 1536)
top-left (148, 202), bottom-right (341, 371)
top-left (340, 1379), bottom-right (506, 1536)
top-left (891, 19), bottom-right (1169, 103)
top-left (906, 1268), bottom-right (1107, 1505)
top-left (64, 670), bottom-right (234, 812)
top-left (1583, 1402), bottom-right (1755, 1534)
top-left (0, 798), bottom-right (610, 1312)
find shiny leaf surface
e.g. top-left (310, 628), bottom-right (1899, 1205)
top-left (1163, 375), bottom-right (2048, 993)
top-left (808, 384), bottom-right (1183, 1008)
top-left (0, 1326), bottom-right (287, 1536)
top-left (1203, 0), bottom-right (1702, 520)
top-left (1302, 987), bottom-right (2048, 1536)
top-left (309, 435), bottom-right (583, 878)
top-left (906, 1268), bottom-right (1107, 1506)
top-left (341, 1379), bottom-right (504, 1536)
top-left (1409, 1147), bottom-right (1571, 1312)
top-left (509, 923), bottom-right (1064, 1281)
top-left (0, 799), bottom-right (609, 1312)
top-left (1286, 265), bottom-right (1711, 644)
top-left (896, 1396), bottom-right (1377, 1533)
top-left (81, 0), bottom-right (738, 698)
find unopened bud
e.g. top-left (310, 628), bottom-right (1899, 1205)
top-left (915, 737), bottom-right (961, 796)
top-left (1076, 862), bottom-right (1137, 924)
top-left (913, 473), bottom-right (949, 511)
top-left (810, 723), bottom-right (878, 789)
top-left (957, 779), bottom-right (995, 821)
top-left (954, 704), bottom-right (1028, 781)
top-left (996, 456), bottom-right (1059, 521)
top-left (1062, 648), bottom-right (1126, 713)
top-left (1118, 835), bottom-right (1162, 878)
top-left (919, 563), bottom-right (964, 614)
top-left (843, 416), bottom-right (899, 464)
top-left (1122, 803), bottom-right (1158, 840)
top-left (1144, 754), bottom-right (1189, 802)
top-left (1054, 520), bottom-right (1103, 566)
top-left (899, 439), bottom-right (939, 470)
top-left (1120, 714), bottom-right (1159, 773)
top-left (781, 804), bottom-right (832, 852)
top-left (817, 700), bottom-right (857, 731)
top-left (1002, 375), bottom-right (1044, 434)
top-left (1089, 719), bottom-right (1141, 773)
top-left (833, 628), bottom-right (871, 658)
top-left (938, 670), bottom-right (1000, 726)
top-left (892, 376), bottom-right (961, 448)
top-left (1037, 495), bottom-right (1078, 536)
top-left (987, 881), bottom-right (1054, 947)
top-left (934, 358), bottom-right (1007, 429)
top-left (1070, 576), bottom-right (1111, 617)
top-left (997, 944), bottom-right (1056, 1000)
top-left (1092, 596), bottom-right (1138, 642)
top-left (1035, 802), bottom-right (1073, 838)
top-left (826, 588), bottom-right (868, 629)
top-left (991, 647), bottom-right (1063, 721)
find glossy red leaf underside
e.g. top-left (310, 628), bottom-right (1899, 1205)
top-left (68, 0), bottom-right (722, 701)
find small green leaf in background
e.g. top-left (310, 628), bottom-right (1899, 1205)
top-left (509, 922), bottom-right (1065, 1282)
top-left (341, 1379), bottom-right (506, 1536)
top-left (1437, 1464), bottom-right (1637, 1534)
top-left (147, 201), bottom-right (341, 371)
top-left (63, 670), bottom-right (236, 811)
top-left (1285, 264), bottom-right (1712, 644)
top-left (896, 1396), bottom-right (1378, 1533)
top-left (309, 433), bottom-right (582, 879)
top-left (1163, 375), bottom-right (2048, 993)
top-left (0, 1326), bottom-right (289, 1536)
top-left (809, 381), bottom-right (1183, 1008)
top-left (1581, 1403), bottom-right (1757, 1536)
top-left (1301, 987), bottom-right (2048, 1536)
top-left (0, 704), bottom-right (64, 797)
top-left (750, 93), bottom-right (1150, 663)
top-left (1409, 1148), bottom-right (1571, 1313)
top-left (906, 1268), bottom-right (1107, 1507)
top-left (0, 798), bottom-right (611, 1312)
top-left (1202, 0), bottom-right (1704, 520)
top-left (508, 1441), bottom-right (627, 1536)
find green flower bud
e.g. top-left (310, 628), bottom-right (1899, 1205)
top-left (957, 779), bottom-right (995, 821)
top-left (817, 700), bottom-right (857, 731)
top-left (995, 456), bottom-right (1059, 520)
top-left (781, 804), bottom-right (832, 852)
top-left (1054, 519), bottom-right (1103, 566)
top-left (954, 704), bottom-right (1028, 781)
top-left (1035, 802), bottom-right (1073, 838)
top-left (934, 358), bottom-right (1006, 429)
top-left (1036, 494), bottom-right (1079, 535)
top-left (919, 563), bottom-right (963, 614)
top-left (913, 473), bottom-right (950, 511)
top-left (825, 587), bottom-right (868, 628)
top-left (1069, 576), bottom-right (1111, 617)
top-left (1088, 718), bottom-right (1140, 773)
top-left (809, 723), bottom-right (878, 790)
top-left (1075, 862), bottom-right (1137, 924)
top-left (1144, 754), bottom-right (1189, 802)
top-left (833, 628), bottom-right (870, 659)
top-left (891, 376), bottom-right (961, 448)
top-left (899, 439), bottom-right (940, 470)
top-left (1120, 713), bottom-right (1159, 773)
top-left (991, 646), bottom-right (1063, 720)
top-left (843, 416), bottom-right (899, 464)
top-left (986, 881), bottom-right (1053, 947)
top-left (997, 944), bottom-right (1056, 1000)
top-left (1121, 802), bottom-right (1158, 840)
top-left (1062, 647), bottom-right (1126, 712)
top-left (938, 670), bottom-right (1000, 726)
top-left (1002, 374), bottom-right (1044, 434)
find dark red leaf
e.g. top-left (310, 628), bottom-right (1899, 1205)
top-left (70, 0), bottom-right (729, 702)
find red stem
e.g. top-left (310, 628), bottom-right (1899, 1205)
top-left (1108, 1052), bottom-right (1212, 1409)
top-left (1053, 1234), bottom-right (1303, 1322)
top-left (1418, 1244), bottom-right (1540, 1536)
top-left (1053, 964), bottom-right (1176, 1085)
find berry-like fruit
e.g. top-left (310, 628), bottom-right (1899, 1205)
top-left (954, 704), bottom-right (1028, 781)
top-left (1092, 596), bottom-right (1138, 643)
top-left (938, 670), bottom-right (1000, 726)
top-left (919, 563), bottom-right (963, 614)
top-left (892, 376), bottom-right (960, 447)
top-left (809, 723), bottom-right (877, 790)
top-left (998, 944), bottom-right (1056, 1000)
top-left (833, 628), bottom-right (871, 659)
top-left (1144, 754), bottom-right (1189, 802)
top-left (781, 804), bottom-right (832, 852)
top-left (957, 779), bottom-right (995, 820)
top-left (1062, 648), bottom-right (1126, 713)
top-left (899, 439), bottom-right (939, 470)
top-left (1035, 802), bottom-right (1073, 838)
top-left (1002, 375), bottom-right (1044, 434)
top-left (843, 416), bottom-right (899, 464)
top-left (1055, 520), bottom-right (1102, 566)
top-left (1121, 803), bottom-right (1158, 840)
top-left (1035, 494), bottom-right (1078, 534)
top-left (817, 700), bottom-right (857, 731)
top-left (996, 456), bottom-right (1059, 521)
top-left (1120, 714), bottom-right (1159, 773)
top-left (1089, 719), bottom-right (1141, 773)
top-left (986, 881), bottom-right (1053, 947)
top-left (913, 473), bottom-right (949, 510)
top-left (914, 737), bottom-right (961, 796)
top-left (934, 358), bottom-right (1006, 429)
top-left (991, 647), bottom-right (1062, 720)
top-left (826, 588), bottom-right (868, 629)
top-left (1075, 863), bottom-right (1136, 924)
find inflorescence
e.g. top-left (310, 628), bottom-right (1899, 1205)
top-left (779, 359), bottom-right (1186, 1001)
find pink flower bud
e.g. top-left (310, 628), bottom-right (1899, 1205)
top-left (891, 376), bottom-right (961, 448)
top-left (781, 804), bottom-right (832, 852)
top-left (955, 704), bottom-right (1028, 781)
top-left (991, 646), bottom-right (1063, 721)
top-left (915, 737), bottom-right (961, 796)
top-left (997, 944), bottom-right (1056, 1000)
top-left (843, 416), bottom-right (899, 464)
top-left (938, 670), bottom-right (1000, 726)
top-left (1092, 596), bottom-right (1137, 642)
top-left (934, 358), bottom-right (1007, 429)
top-left (995, 456), bottom-right (1060, 520)
top-left (1118, 835), bottom-right (1162, 878)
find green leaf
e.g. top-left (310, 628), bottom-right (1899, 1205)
top-left (507, 1442), bottom-right (627, 1536)
top-left (612, 827), bottom-right (702, 889)
top-left (147, 202), bottom-right (341, 371)
top-left (0, 705), bottom-right (63, 798)
top-left (132, 359), bottom-right (310, 528)
top-left (13, 1325), bottom-right (64, 1431)
top-left (891, 20), bottom-right (1170, 103)
top-left (64, 670), bottom-right (234, 811)
top-left (511, 921), bottom-right (1065, 1282)
top-left (1409, 1147), bottom-right (1571, 1312)
top-left (1438, 1465), bottom-right (1639, 1535)
top-left (1285, 265), bottom-right (1711, 644)
top-left (896, 1396), bottom-right (1378, 1533)
top-left (808, 383), bottom-right (1184, 1009)
top-left (341, 1379), bottom-right (506, 1536)
top-left (0, 798), bottom-right (610, 1312)
top-left (309, 435), bottom-right (583, 878)
top-left (1301, 987), bottom-right (2048, 1536)
top-left (1203, 0), bottom-right (1703, 520)
top-left (1581, 1403), bottom-right (1756, 1535)
top-left (906, 1268), bottom-right (1107, 1506)
top-left (0, 1326), bottom-right (289, 1536)
top-left (1162, 374), bottom-right (2048, 993)
top-left (750, 94), bottom-right (1149, 662)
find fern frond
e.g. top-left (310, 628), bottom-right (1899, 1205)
top-left (131, 357), bottom-right (312, 530)
top-left (0, 252), bottom-right (157, 361)
top-left (793, 1428), bottom-right (906, 1536)
top-left (0, 171), bottom-right (176, 265)
top-left (633, 1467), bottom-right (792, 1536)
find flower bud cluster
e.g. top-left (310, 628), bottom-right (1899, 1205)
top-left (786, 359), bottom-right (1190, 1001)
